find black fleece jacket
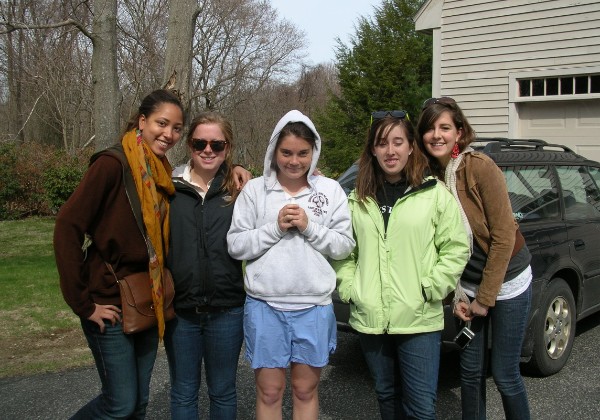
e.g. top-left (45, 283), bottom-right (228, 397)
top-left (167, 165), bottom-right (245, 310)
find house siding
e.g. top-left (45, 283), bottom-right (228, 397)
top-left (433, 0), bottom-right (600, 136)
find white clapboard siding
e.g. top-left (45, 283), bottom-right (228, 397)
top-left (416, 0), bottom-right (600, 138)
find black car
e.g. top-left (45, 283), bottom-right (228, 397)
top-left (334, 138), bottom-right (600, 376)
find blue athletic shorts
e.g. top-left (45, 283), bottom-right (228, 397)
top-left (243, 296), bottom-right (337, 369)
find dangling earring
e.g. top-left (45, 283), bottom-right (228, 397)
top-left (451, 143), bottom-right (460, 159)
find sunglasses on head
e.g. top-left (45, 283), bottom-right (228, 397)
top-left (421, 97), bottom-right (456, 110)
top-left (370, 110), bottom-right (409, 125)
top-left (191, 139), bottom-right (228, 153)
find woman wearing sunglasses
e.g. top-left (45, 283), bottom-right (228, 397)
top-left (417, 98), bottom-right (533, 420)
top-left (165, 112), bottom-right (251, 419)
top-left (334, 111), bottom-right (470, 419)
top-left (227, 110), bottom-right (355, 419)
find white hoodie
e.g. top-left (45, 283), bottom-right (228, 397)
top-left (227, 110), bottom-right (355, 306)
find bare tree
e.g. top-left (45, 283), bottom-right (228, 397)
top-left (191, 0), bottom-right (306, 112)
top-left (297, 63), bottom-right (340, 115)
top-left (163, 0), bottom-right (197, 106)
top-left (229, 82), bottom-right (294, 169)
top-left (0, 1), bottom-right (94, 148)
top-left (118, 0), bottom-right (169, 120)
top-left (1, 0), bottom-right (120, 151)
top-left (161, 0), bottom-right (199, 164)
top-left (90, 0), bottom-right (119, 150)
top-left (32, 40), bottom-right (94, 152)
top-left (162, 0), bottom-right (307, 165)
top-left (1, 0), bottom-right (26, 141)
top-left (0, 0), bottom-right (311, 162)
top-left (229, 63), bottom-right (339, 171)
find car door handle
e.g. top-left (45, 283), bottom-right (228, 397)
top-left (573, 239), bottom-right (585, 250)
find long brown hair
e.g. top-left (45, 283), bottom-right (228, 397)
top-left (186, 112), bottom-right (239, 203)
top-left (416, 101), bottom-right (476, 179)
top-left (355, 116), bottom-right (429, 203)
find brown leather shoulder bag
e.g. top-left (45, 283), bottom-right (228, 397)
top-left (105, 263), bottom-right (175, 334)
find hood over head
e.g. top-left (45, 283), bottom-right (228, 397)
top-left (263, 110), bottom-right (321, 188)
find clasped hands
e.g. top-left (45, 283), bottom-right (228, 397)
top-left (278, 204), bottom-right (308, 232)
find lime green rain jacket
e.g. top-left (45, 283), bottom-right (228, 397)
top-left (334, 178), bottom-right (470, 335)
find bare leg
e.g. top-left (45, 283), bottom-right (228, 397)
top-left (290, 363), bottom-right (321, 420)
top-left (255, 367), bottom-right (286, 420)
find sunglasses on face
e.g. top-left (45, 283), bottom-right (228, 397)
top-left (191, 139), bottom-right (228, 153)
top-left (370, 110), bottom-right (409, 125)
top-left (421, 96), bottom-right (456, 110)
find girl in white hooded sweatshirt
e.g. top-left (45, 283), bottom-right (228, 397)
top-left (227, 110), bottom-right (355, 419)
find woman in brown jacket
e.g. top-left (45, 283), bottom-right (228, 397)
top-left (54, 89), bottom-right (185, 419)
top-left (417, 97), bottom-right (532, 420)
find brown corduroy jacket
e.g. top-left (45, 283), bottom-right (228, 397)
top-left (455, 152), bottom-right (523, 307)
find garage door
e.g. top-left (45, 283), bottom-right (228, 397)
top-left (518, 100), bottom-right (600, 162)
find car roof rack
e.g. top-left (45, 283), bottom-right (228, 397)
top-left (474, 137), bottom-right (575, 154)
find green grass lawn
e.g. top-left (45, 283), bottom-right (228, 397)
top-left (0, 217), bottom-right (91, 378)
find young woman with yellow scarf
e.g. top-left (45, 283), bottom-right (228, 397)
top-left (54, 89), bottom-right (184, 418)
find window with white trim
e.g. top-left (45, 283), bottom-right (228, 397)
top-left (518, 74), bottom-right (600, 98)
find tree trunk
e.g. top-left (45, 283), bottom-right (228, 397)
top-left (6, 2), bottom-right (25, 142)
top-left (91, 0), bottom-right (120, 151)
top-left (164, 0), bottom-right (198, 165)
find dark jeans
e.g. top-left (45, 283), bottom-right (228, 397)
top-left (70, 319), bottom-right (159, 419)
top-left (359, 331), bottom-right (441, 420)
top-left (460, 284), bottom-right (532, 420)
top-left (164, 307), bottom-right (244, 420)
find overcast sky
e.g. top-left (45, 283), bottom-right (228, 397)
top-left (269, 0), bottom-right (381, 65)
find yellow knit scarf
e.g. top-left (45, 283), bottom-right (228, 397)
top-left (122, 129), bottom-right (174, 339)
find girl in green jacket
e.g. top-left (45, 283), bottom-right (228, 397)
top-left (334, 112), bottom-right (470, 419)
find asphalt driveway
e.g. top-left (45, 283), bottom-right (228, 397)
top-left (2, 312), bottom-right (600, 419)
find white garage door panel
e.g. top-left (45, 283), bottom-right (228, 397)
top-left (518, 100), bottom-right (600, 162)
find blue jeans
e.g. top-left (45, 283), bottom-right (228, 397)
top-left (164, 307), bottom-right (244, 420)
top-left (460, 285), bottom-right (532, 420)
top-left (359, 331), bottom-right (441, 420)
top-left (70, 319), bottom-right (158, 419)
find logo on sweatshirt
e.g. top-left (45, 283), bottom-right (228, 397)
top-left (308, 192), bottom-right (329, 217)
